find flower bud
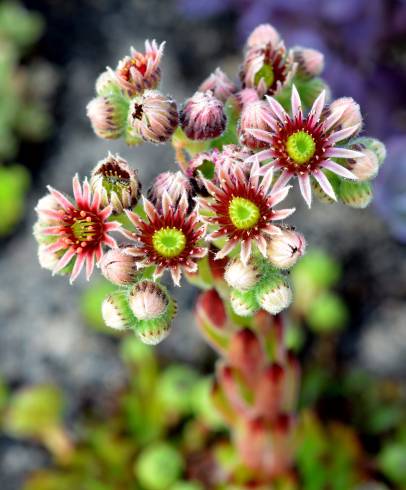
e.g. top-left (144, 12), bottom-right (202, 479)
top-left (90, 153), bottom-right (141, 213)
top-left (37, 244), bottom-right (60, 271)
top-left (128, 90), bottom-right (179, 144)
top-left (346, 145), bottom-right (379, 181)
top-left (228, 329), bottom-right (264, 382)
top-left (230, 288), bottom-right (260, 317)
top-left (95, 69), bottom-right (120, 96)
top-left (147, 171), bottom-right (192, 210)
top-left (114, 40), bottom-right (164, 95)
top-left (238, 100), bottom-right (274, 149)
top-left (292, 47), bottom-right (324, 78)
top-left (198, 68), bottom-right (237, 103)
top-left (86, 93), bottom-right (128, 140)
top-left (256, 275), bottom-right (292, 315)
top-left (129, 280), bottom-right (170, 321)
top-left (338, 180), bottom-right (373, 209)
top-left (328, 97), bottom-right (362, 132)
top-left (180, 91), bottom-right (226, 140)
top-left (266, 228), bottom-right (306, 269)
top-left (246, 24), bottom-right (281, 49)
top-left (99, 247), bottom-right (139, 285)
top-left (232, 88), bottom-right (260, 110)
top-left (224, 258), bottom-right (261, 291)
top-left (353, 137), bottom-right (386, 165)
top-left (102, 291), bottom-right (134, 330)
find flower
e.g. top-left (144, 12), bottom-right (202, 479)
top-left (128, 90), bottom-right (179, 144)
top-left (35, 175), bottom-right (121, 283)
top-left (247, 85), bottom-right (362, 207)
top-left (180, 91), bottom-right (226, 140)
top-left (198, 67), bottom-right (237, 102)
top-left (123, 193), bottom-right (207, 286)
top-left (240, 36), bottom-right (296, 98)
top-left (113, 40), bottom-right (165, 95)
top-left (199, 159), bottom-right (295, 264)
top-left (90, 153), bottom-right (141, 213)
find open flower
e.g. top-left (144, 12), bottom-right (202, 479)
top-left (113, 40), bottom-right (165, 95)
top-left (36, 175), bottom-right (121, 283)
top-left (123, 193), bottom-right (207, 285)
top-left (247, 86), bottom-right (363, 207)
top-left (199, 160), bottom-right (295, 264)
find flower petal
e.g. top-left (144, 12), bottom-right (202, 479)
top-left (291, 84), bottom-right (302, 118)
top-left (309, 90), bottom-right (326, 122)
top-left (321, 159), bottom-right (358, 180)
top-left (325, 147), bottom-right (364, 159)
top-left (313, 169), bottom-right (337, 201)
top-left (298, 174), bottom-right (312, 208)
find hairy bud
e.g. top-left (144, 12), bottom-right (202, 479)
top-left (95, 70), bottom-right (119, 96)
top-left (180, 91), bottom-right (226, 140)
top-left (224, 258), bottom-right (261, 291)
top-left (293, 47), bottom-right (324, 78)
top-left (339, 180), bottom-right (373, 209)
top-left (230, 288), bottom-right (260, 317)
top-left (238, 100), bottom-right (274, 149)
top-left (256, 275), bottom-right (292, 315)
top-left (198, 68), bottom-right (237, 103)
top-left (267, 228), bottom-right (306, 269)
top-left (90, 153), bottom-right (141, 213)
top-left (147, 171), bottom-right (192, 209)
top-left (353, 137), bottom-right (386, 165)
top-left (129, 280), bottom-right (170, 321)
top-left (102, 291), bottom-right (134, 330)
top-left (328, 97), bottom-right (362, 133)
top-left (346, 145), bottom-right (379, 181)
top-left (86, 93), bottom-right (128, 140)
top-left (246, 24), bottom-right (281, 48)
top-left (128, 90), bottom-right (179, 144)
top-left (99, 247), bottom-right (139, 286)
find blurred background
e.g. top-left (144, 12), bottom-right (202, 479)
top-left (0, 0), bottom-right (405, 489)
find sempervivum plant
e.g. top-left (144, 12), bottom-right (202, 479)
top-left (33, 23), bottom-right (386, 488)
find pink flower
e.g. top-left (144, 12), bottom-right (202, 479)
top-left (123, 193), bottom-right (207, 286)
top-left (247, 86), bottom-right (363, 207)
top-left (36, 175), bottom-right (121, 283)
top-left (198, 160), bottom-right (295, 264)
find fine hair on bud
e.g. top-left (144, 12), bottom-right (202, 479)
top-left (267, 228), bottom-right (306, 269)
top-left (292, 47), bottom-right (324, 78)
top-left (230, 288), bottom-right (260, 317)
top-left (86, 93), bottom-right (128, 140)
top-left (99, 247), bottom-right (139, 286)
top-left (224, 257), bottom-right (261, 291)
top-left (102, 290), bottom-right (135, 330)
top-left (129, 280), bottom-right (170, 321)
top-left (256, 274), bottom-right (292, 315)
top-left (180, 90), bottom-right (226, 140)
top-left (198, 68), bottom-right (237, 103)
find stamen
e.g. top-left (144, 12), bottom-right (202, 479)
top-left (229, 197), bottom-right (260, 230)
top-left (286, 130), bottom-right (316, 165)
top-left (152, 227), bottom-right (186, 258)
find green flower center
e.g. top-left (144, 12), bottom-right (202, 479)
top-left (229, 197), bottom-right (260, 230)
top-left (152, 227), bottom-right (186, 258)
top-left (254, 63), bottom-right (274, 89)
top-left (71, 214), bottom-right (97, 241)
top-left (286, 130), bottom-right (316, 165)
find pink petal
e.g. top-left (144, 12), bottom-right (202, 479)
top-left (256, 235), bottom-right (268, 257)
top-left (291, 85), bottom-right (302, 118)
top-left (328, 124), bottom-right (360, 144)
top-left (270, 185), bottom-right (292, 206)
top-left (240, 240), bottom-right (252, 265)
top-left (72, 174), bottom-right (83, 204)
top-left (45, 239), bottom-right (66, 254)
top-left (215, 240), bottom-right (238, 259)
top-left (125, 209), bottom-right (144, 229)
top-left (47, 186), bottom-right (72, 211)
top-left (91, 189), bottom-right (102, 211)
top-left (170, 266), bottom-right (182, 287)
top-left (309, 90), bottom-right (326, 121)
top-left (99, 205), bottom-right (113, 221)
top-left (246, 128), bottom-right (273, 144)
top-left (321, 159), bottom-right (358, 180)
top-left (104, 235), bottom-right (118, 248)
top-left (272, 208), bottom-right (296, 220)
top-left (82, 178), bottom-right (91, 206)
top-left (85, 254), bottom-right (95, 280)
top-left (323, 107), bottom-right (345, 132)
top-left (53, 249), bottom-right (75, 274)
top-left (161, 191), bottom-right (173, 216)
top-left (325, 147), bottom-right (364, 159)
top-left (265, 95), bottom-right (288, 122)
top-left (272, 172), bottom-right (293, 193)
top-left (298, 174), bottom-right (312, 208)
top-left (263, 224), bottom-right (283, 235)
top-left (313, 169), bottom-right (337, 201)
top-left (249, 149), bottom-right (275, 164)
top-left (70, 254), bottom-right (86, 284)
top-left (142, 197), bottom-right (159, 222)
top-left (261, 167), bottom-right (274, 195)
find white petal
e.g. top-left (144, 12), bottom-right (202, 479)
top-left (272, 172), bottom-right (293, 193)
top-left (246, 128), bottom-right (274, 144)
top-left (291, 84), bottom-right (302, 118)
top-left (240, 240), bottom-right (252, 265)
top-left (298, 174), bottom-right (312, 208)
top-left (328, 124), bottom-right (361, 144)
top-left (321, 160), bottom-right (358, 180)
top-left (313, 169), bottom-right (337, 201)
top-left (266, 95), bottom-right (288, 122)
top-left (270, 185), bottom-right (292, 206)
top-left (309, 90), bottom-right (326, 121)
top-left (325, 147), bottom-right (364, 159)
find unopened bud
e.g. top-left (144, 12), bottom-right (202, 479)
top-left (328, 97), bottom-right (362, 132)
top-left (224, 258), bottom-right (261, 291)
top-left (128, 90), bottom-right (179, 144)
top-left (353, 137), bottom-right (386, 165)
top-left (180, 91), bottom-right (226, 140)
top-left (228, 329), bottom-right (264, 382)
top-left (267, 229), bottom-right (306, 269)
top-left (147, 171), bottom-right (192, 209)
top-left (246, 24), bottom-right (281, 48)
top-left (238, 100), bottom-right (274, 149)
top-left (99, 247), bottom-right (139, 286)
top-left (102, 291), bottom-right (134, 331)
top-left (293, 47), bottom-right (324, 78)
top-left (230, 288), bottom-right (260, 317)
top-left (115, 40), bottom-right (164, 95)
top-left (136, 300), bottom-right (177, 345)
top-left (338, 180), bottom-right (373, 209)
top-left (199, 68), bottom-right (237, 103)
top-left (95, 70), bottom-right (119, 96)
top-left (86, 93), bottom-right (128, 140)
top-left (129, 280), bottom-right (170, 321)
top-left (90, 153), bottom-right (141, 213)
top-left (256, 275), bottom-right (292, 315)
top-left (346, 145), bottom-right (379, 181)
top-left (232, 88), bottom-right (260, 110)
